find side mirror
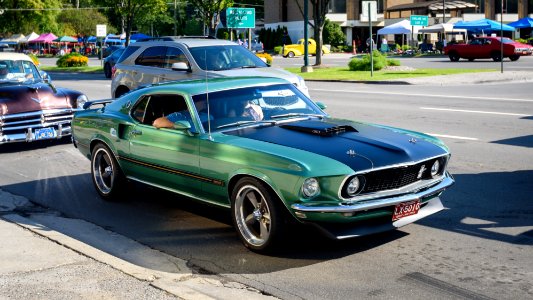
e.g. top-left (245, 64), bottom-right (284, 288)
top-left (171, 62), bottom-right (191, 72)
top-left (40, 71), bottom-right (52, 83)
top-left (173, 120), bottom-right (192, 130)
top-left (315, 101), bottom-right (327, 110)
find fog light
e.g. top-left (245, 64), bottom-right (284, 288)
top-left (302, 178), bottom-right (320, 198)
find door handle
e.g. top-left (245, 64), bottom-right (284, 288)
top-left (131, 130), bottom-right (142, 136)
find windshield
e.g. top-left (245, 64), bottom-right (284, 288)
top-left (0, 59), bottom-right (42, 85)
top-left (189, 45), bottom-right (269, 71)
top-left (499, 37), bottom-right (514, 44)
top-left (192, 83), bottom-right (326, 131)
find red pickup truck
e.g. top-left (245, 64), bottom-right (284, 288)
top-left (444, 37), bottom-right (533, 62)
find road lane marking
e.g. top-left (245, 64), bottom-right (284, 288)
top-left (309, 88), bottom-right (533, 103)
top-left (425, 133), bottom-right (479, 141)
top-left (420, 107), bottom-right (529, 117)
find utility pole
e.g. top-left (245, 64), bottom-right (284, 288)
top-left (301, 0), bottom-right (312, 73)
top-left (174, 0), bottom-right (177, 36)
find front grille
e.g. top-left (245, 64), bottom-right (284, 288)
top-left (341, 156), bottom-right (448, 198)
top-left (0, 109), bottom-right (74, 134)
top-left (362, 162), bottom-right (431, 193)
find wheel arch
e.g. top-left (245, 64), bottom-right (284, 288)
top-left (227, 170), bottom-right (298, 221)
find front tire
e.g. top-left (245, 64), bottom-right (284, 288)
top-left (509, 55), bottom-right (520, 61)
top-left (91, 143), bottom-right (126, 201)
top-left (231, 177), bottom-right (283, 252)
top-left (288, 51), bottom-right (295, 58)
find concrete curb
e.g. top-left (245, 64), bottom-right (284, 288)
top-left (0, 190), bottom-right (275, 300)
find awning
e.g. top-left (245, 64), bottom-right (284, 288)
top-left (387, 0), bottom-right (477, 12)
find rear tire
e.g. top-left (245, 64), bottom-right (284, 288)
top-left (91, 143), bottom-right (126, 201)
top-left (231, 177), bottom-right (284, 252)
top-left (448, 52), bottom-right (460, 62)
top-left (104, 63), bottom-right (111, 78)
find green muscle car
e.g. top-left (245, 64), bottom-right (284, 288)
top-left (72, 77), bottom-right (454, 252)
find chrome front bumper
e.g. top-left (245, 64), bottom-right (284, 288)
top-left (0, 124), bottom-right (72, 144)
top-left (291, 172), bottom-right (454, 213)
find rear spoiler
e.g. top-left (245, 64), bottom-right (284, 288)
top-left (82, 99), bottom-right (114, 110)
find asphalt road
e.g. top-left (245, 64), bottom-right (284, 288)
top-left (1, 75), bottom-right (532, 299)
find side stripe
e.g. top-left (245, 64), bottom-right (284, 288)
top-left (118, 155), bottom-right (225, 187)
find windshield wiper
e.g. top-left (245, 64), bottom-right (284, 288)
top-left (217, 120), bottom-right (275, 129)
top-left (271, 113), bottom-right (325, 119)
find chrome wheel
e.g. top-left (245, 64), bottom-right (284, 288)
top-left (231, 178), bottom-right (283, 251)
top-left (288, 51), bottom-right (295, 58)
top-left (91, 144), bottom-right (125, 200)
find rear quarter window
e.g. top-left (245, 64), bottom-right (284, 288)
top-left (116, 46), bottom-right (140, 64)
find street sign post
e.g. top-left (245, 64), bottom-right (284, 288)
top-left (362, 1), bottom-right (377, 77)
top-left (96, 24), bottom-right (107, 37)
top-left (410, 15), bottom-right (428, 26)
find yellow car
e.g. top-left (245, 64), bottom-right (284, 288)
top-left (283, 38), bottom-right (330, 58)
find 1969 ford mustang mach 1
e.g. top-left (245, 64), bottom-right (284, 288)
top-left (0, 53), bottom-right (89, 144)
top-left (72, 77), bottom-right (454, 252)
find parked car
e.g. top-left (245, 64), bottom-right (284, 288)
top-left (283, 38), bottom-right (331, 58)
top-left (102, 45), bottom-right (124, 58)
top-left (104, 47), bottom-right (125, 78)
top-left (0, 53), bottom-right (88, 145)
top-left (444, 36), bottom-right (533, 62)
top-left (111, 37), bottom-right (308, 98)
top-left (73, 77), bottom-right (454, 252)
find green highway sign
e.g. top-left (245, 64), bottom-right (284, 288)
top-left (410, 15), bottom-right (429, 26)
top-left (226, 8), bottom-right (255, 28)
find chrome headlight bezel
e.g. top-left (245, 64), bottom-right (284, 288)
top-left (345, 175), bottom-right (366, 197)
top-left (76, 94), bottom-right (89, 109)
top-left (302, 177), bottom-right (320, 198)
top-left (430, 159), bottom-right (441, 178)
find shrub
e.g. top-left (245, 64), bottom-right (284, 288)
top-left (28, 53), bottom-right (40, 66)
top-left (323, 19), bottom-right (345, 46)
top-left (348, 51), bottom-right (400, 71)
top-left (56, 53), bottom-right (89, 67)
top-left (256, 52), bottom-right (273, 65)
top-left (516, 38), bottom-right (528, 44)
top-left (273, 46), bottom-right (283, 54)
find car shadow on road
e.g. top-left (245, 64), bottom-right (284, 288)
top-left (2, 170), bottom-right (532, 275)
top-left (0, 138), bottom-right (72, 153)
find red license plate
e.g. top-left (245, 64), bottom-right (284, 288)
top-left (392, 200), bottom-right (421, 221)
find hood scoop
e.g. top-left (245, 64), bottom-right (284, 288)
top-left (280, 120), bottom-right (357, 136)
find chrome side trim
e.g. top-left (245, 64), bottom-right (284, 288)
top-left (292, 172), bottom-right (454, 213)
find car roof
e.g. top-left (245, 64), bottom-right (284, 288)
top-left (137, 76), bottom-right (291, 96)
top-left (0, 52), bottom-right (33, 62)
top-left (132, 38), bottom-right (238, 48)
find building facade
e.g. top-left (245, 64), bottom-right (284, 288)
top-left (264, 0), bottom-right (533, 45)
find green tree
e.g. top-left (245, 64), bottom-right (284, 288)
top-left (0, 0), bottom-right (63, 34)
top-left (188, 0), bottom-right (233, 36)
top-left (59, 9), bottom-right (110, 37)
top-left (323, 19), bottom-right (345, 46)
top-left (96, 0), bottom-right (167, 45)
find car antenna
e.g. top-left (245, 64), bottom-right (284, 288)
top-left (205, 50), bottom-right (213, 141)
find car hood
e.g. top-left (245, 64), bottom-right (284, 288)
top-left (0, 82), bottom-right (70, 115)
top-left (223, 119), bottom-right (448, 172)
top-left (208, 67), bottom-right (300, 85)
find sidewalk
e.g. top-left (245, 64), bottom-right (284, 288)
top-left (0, 189), bottom-right (275, 300)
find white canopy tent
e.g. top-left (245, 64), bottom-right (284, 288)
top-left (418, 23), bottom-right (468, 43)
top-left (377, 20), bottom-right (417, 35)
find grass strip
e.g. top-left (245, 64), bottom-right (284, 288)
top-left (40, 66), bottom-right (104, 73)
top-left (284, 67), bottom-right (496, 81)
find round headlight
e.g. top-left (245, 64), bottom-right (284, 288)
top-left (302, 178), bottom-right (320, 198)
top-left (430, 160), bottom-right (440, 177)
top-left (76, 94), bottom-right (89, 109)
top-left (346, 176), bottom-right (365, 197)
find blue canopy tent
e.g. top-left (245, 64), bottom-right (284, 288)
top-left (453, 19), bottom-right (515, 34)
top-left (508, 17), bottom-right (533, 29)
top-left (130, 33), bottom-right (151, 42)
